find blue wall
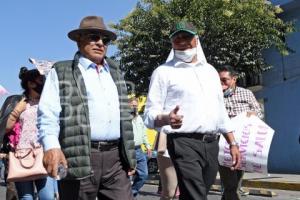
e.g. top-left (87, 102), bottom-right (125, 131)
top-left (258, 2), bottom-right (300, 174)
top-left (271, 0), bottom-right (293, 5)
top-left (257, 79), bottom-right (300, 174)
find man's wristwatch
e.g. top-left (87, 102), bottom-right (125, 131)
top-left (229, 141), bottom-right (239, 148)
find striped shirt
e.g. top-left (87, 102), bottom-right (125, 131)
top-left (224, 86), bottom-right (263, 119)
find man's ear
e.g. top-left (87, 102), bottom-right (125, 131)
top-left (195, 35), bottom-right (200, 42)
top-left (194, 36), bottom-right (198, 45)
top-left (232, 76), bottom-right (237, 83)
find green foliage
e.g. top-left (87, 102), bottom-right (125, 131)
top-left (112, 0), bottom-right (295, 94)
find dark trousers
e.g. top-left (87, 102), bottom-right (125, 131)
top-left (4, 159), bottom-right (18, 200)
top-left (219, 165), bottom-right (244, 200)
top-left (6, 182), bottom-right (19, 200)
top-left (167, 134), bottom-right (219, 200)
top-left (59, 147), bottom-right (133, 200)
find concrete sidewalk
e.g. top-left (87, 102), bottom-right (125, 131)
top-left (221, 172), bottom-right (300, 191)
top-left (147, 172), bottom-right (300, 191)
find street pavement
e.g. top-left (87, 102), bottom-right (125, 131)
top-left (1, 182), bottom-right (300, 200)
top-left (215, 172), bottom-right (300, 191)
top-left (147, 172), bottom-right (300, 191)
top-left (138, 184), bottom-right (300, 200)
top-left (0, 180), bottom-right (6, 199)
top-left (1, 174), bottom-right (300, 199)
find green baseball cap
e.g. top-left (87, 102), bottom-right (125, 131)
top-left (169, 21), bottom-right (197, 38)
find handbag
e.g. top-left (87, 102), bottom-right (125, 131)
top-left (7, 145), bottom-right (48, 182)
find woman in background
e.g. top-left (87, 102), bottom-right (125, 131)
top-left (5, 67), bottom-right (55, 200)
top-left (156, 130), bottom-right (179, 200)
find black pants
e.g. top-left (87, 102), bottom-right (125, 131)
top-left (167, 134), bottom-right (219, 200)
top-left (59, 147), bottom-right (133, 200)
top-left (219, 165), bottom-right (244, 200)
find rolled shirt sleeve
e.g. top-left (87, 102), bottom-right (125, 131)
top-left (37, 68), bottom-right (62, 151)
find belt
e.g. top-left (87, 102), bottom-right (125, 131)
top-left (169, 133), bottom-right (220, 143)
top-left (135, 145), bottom-right (141, 149)
top-left (91, 140), bottom-right (119, 151)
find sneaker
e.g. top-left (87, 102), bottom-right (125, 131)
top-left (157, 185), bottom-right (162, 195)
top-left (239, 188), bottom-right (249, 196)
top-left (157, 189), bottom-right (162, 195)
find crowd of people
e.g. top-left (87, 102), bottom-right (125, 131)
top-left (0, 15), bottom-right (262, 200)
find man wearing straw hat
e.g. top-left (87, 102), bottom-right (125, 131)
top-left (144, 21), bottom-right (241, 200)
top-left (37, 16), bottom-right (136, 200)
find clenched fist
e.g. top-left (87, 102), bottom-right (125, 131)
top-left (43, 148), bottom-right (68, 178)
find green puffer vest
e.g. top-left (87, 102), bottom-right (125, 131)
top-left (54, 52), bottom-right (136, 179)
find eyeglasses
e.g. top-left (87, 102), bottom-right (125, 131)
top-left (82, 33), bottom-right (111, 45)
top-left (220, 77), bottom-right (232, 83)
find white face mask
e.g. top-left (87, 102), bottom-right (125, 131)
top-left (174, 47), bottom-right (197, 63)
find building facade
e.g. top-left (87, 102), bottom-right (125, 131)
top-left (256, 0), bottom-right (300, 174)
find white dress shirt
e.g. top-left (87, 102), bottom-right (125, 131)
top-left (144, 58), bottom-right (233, 135)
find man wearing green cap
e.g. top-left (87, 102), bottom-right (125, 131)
top-left (144, 21), bottom-right (241, 200)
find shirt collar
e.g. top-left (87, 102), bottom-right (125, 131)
top-left (79, 55), bottom-right (110, 72)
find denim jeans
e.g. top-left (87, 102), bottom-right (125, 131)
top-left (15, 176), bottom-right (55, 200)
top-left (132, 147), bottom-right (148, 197)
top-left (0, 160), bottom-right (4, 180)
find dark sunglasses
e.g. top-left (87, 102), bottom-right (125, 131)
top-left (84, 34), bottom-right (111, 45)
top-left (171, 32), bottom-right (195, 41)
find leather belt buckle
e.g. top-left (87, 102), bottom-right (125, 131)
top-left (91, 140), bottom-right (119, 151)
top-left (202, 134), bottom-right (219, 143)
top-left (96, 142), bottom-right (102, 151)
top-left (202, 134), bottom-right (210, 142)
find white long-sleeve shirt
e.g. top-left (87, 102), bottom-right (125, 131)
top-left (144, 58), bottom-right (233, 135)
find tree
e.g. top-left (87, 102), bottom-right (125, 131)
top-left (112, 0), bottom-right (295, 94)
